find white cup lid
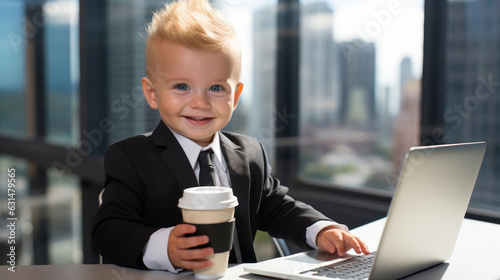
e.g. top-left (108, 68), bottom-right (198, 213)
top-left (178, 186), bottom-right (238, 210)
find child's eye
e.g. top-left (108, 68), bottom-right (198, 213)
top-left (209, 85), bottom-right (223, 92)
top-left (175, 84), bottom-right (188, 90)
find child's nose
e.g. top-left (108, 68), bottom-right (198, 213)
top-left (189, 90), bottom-right (211, 109)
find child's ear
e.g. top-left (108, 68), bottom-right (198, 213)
top-left (233, 82), bottom-right (244, 109)
top-left (142, 77), bottom-right (158, 109)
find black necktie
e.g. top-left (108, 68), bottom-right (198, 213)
top-left (198, 149), bottom-right (215, 186)
top-left (198, 149), bottom-right (242, 263)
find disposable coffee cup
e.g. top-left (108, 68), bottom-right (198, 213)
top-left (178, 186), bottom-right (238, 279)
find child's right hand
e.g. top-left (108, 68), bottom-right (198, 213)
top-left (168, 224), bottom-right (214, 269)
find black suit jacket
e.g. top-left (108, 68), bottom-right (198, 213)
top-left (92, 121), bottom-right (331, 269)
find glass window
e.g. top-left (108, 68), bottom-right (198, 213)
top-left (219, 0), bottom-right (278, 163)
top-left (443, 0), bottom-right (500, 212)
top-left (44, 0), bottom-right (80, 145)
top-left (105, 0), bottom-right (164, 145)
top-left (217, 0), bottom-right (279, 261)
top-left (0, 156), bottom-right (30, 264)
top-left (46, 168), bottom-right (82, 264)
top-left (298, 0), bottom-right (424, 191)
top-left (0, 157), bottom-right (82, 265)
top-left (0, 1), bottom-right (27, 137)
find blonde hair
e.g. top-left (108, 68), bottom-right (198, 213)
top-left (145, 0), bottom-right (241, 80)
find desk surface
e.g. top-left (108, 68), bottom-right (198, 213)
top-left (2, 218), bottom-right (499, 280)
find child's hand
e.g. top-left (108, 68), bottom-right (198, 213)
top-left (316, 226), bottom-right (370, 256)
top-left (168, 224), bottom-right (214, 269)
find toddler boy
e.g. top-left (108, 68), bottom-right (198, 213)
top-left (92, 0), bottom-right (369, 272)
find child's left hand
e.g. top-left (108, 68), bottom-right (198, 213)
top-left (316, 226), bottom-right (370, 256)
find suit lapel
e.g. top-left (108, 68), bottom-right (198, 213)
top-left (220, 135), bottom-right (250, 199)
top-left (152, 121), bottom-right (198, 190)
top-left (219, 133), bottom-right (250, 216)
top-left (219, 133), bottom-right (256, 262)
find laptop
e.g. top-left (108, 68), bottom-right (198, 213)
top-left (244, 142), bottom-right (486, 280)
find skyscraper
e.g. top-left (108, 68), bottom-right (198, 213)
top-left (239, 3), bottom-right (278, 159)
top-left (300, 2), bottom-right (339, 127)
top-left (392, 57), bottom-right (420, 182)
top-left (337, 40), bottom-right (376, 128)
top-left (106, 0), bottom-right (165, 145)
top-left (445, 0), bottom-right (500, 208)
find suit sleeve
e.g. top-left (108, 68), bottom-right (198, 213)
top-left (254, 142), bottom-right (332, 250)
top-left (92, 143), bottom-right (160, 269)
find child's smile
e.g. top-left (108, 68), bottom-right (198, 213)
top-left (184, 115), bottom-right (214, 125)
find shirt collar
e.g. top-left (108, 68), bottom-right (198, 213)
top-left (169, 129), bottom-right (226, 171)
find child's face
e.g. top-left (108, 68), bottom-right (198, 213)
top-left (142, 40), bottom-right (243, 147)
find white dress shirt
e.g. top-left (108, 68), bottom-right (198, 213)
top-left (143, 130), bottom-right (347, 272)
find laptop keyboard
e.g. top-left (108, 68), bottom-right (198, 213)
top-left (300, 251), bottom-right (377, 279)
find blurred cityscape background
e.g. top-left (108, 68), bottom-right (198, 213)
top-left (1, 0), bottom-right (499, 266)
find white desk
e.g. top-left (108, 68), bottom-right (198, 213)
top-left (2, 218), bottom-right (499, 279)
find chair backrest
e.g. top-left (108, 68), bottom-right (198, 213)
top-left (98, 188), bottom-right (104, 205)
top-left (271, 237), bottom-right (290, 257)
top-left (98, 188), bottom-right (104, 264)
